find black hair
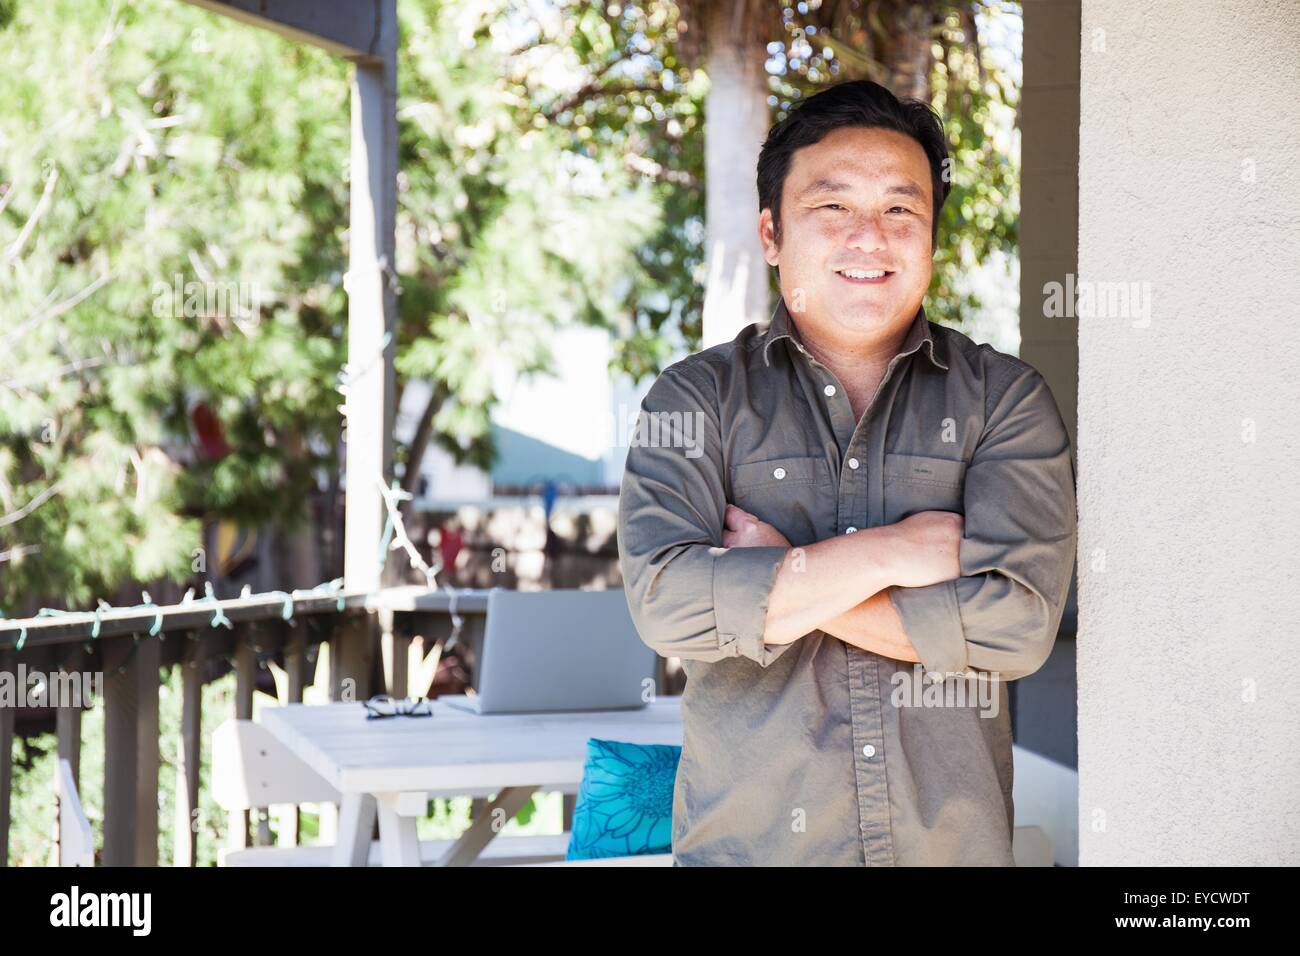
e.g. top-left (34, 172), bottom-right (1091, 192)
top-left (756, 80), bottom-right (951, 248)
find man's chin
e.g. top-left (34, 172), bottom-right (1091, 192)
top-left (825, 296), bottom-right (910, 329)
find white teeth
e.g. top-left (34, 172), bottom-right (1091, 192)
top-left (841, 269), bottom-right (886, 279)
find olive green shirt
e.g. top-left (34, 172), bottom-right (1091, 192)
top-left (616, 296), bottom-right (1077, 866)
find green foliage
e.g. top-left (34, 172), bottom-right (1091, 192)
top-left (394, 2), bottom-right (662, 470)
top-left (0, 0), bottom-right (350, 607)
top-left (0, 0), bottom-right (661, 608)
top-left (503, 2), bottom-right (711, 382)
top-left (927, 4), bottom-right (1020, 319)
top-left (0, 0), bottom-right (1019, 610)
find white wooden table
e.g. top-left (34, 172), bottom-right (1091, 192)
top-left (259, 695), bottom-right (683, 866)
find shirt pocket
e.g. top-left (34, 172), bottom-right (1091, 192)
top-left (728, 454), bottom-right (831, 546)
top-left (882, 452), bottom-right (967, 524)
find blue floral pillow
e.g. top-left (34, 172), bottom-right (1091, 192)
top-left (565, 737), bottom-right (681, 860)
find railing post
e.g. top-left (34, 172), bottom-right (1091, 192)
top-left (277, 618), bottom-right (308, 847)
top-left (314, 632), bottom-right (339, 846)
top-left (55, 645), bottom-right (86, 791)
top-left (0, 647), bottom-right (13, 867)
top-left (102, 635), bottom-right (140, 865)
top-left (54, 645), bottom-right (88, 866)
top-left (229, 626), bottom-right (256, 851)
top-left (135, 634), bottom-right (161, 865)
top-left (328, 610), bottom-right (377, 844)
top-left (285, 618), bottom-right (307, 702)
top-left (174, 631), bottom-right (203, 866)
top-left (379, 606), bottom-right (409, 697)
top-left (331, 610), bottom-right (374, 703)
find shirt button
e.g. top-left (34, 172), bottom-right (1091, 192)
top-left (862, 744), bottom-right (876, 758)
top-left (772, 467), bottom-right (786, 480)
top-left (848, 457), bottom-right (860, 469)
top-left (823, 384), bottom-right (836, 397)
top-left (845, 526), bottom-right (857, 534)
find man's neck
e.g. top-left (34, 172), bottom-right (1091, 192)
top-left (792, 313), bottom-right (913, 421)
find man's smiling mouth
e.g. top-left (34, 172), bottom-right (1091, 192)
top-left (835, 267), bottom-right (894, 284)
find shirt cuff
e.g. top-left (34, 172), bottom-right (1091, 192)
top-left (889, 580), bottom-right (969, 679)
top-left (711, 544), bottom-right (790, 666)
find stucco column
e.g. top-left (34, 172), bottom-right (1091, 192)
top-left (1077, 0), bottom-right (1300, 864)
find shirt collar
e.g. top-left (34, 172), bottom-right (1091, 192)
top-left (760, 297), bottom-right (949, 372)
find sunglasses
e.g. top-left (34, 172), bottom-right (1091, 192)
top-left (363, 694), bottom-right (433, 720)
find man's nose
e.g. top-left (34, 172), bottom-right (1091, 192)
top-left (845, 214), bottom-right (888, 253)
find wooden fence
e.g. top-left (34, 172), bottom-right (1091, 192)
top-left (0, 585), bottom-right (488, 866)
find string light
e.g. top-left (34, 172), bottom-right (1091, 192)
top-left (2, 473), bottom-right (460, 657)
top-left (376, 474), bottom-right (464, 648)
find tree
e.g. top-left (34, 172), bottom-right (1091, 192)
top-left (0, 0), bottom-right (661, 609)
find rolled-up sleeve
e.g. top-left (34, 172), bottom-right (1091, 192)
top-left (889, 365), bottom-right (1078, 681)
top-left (617, 364), bottom-right (793, 667)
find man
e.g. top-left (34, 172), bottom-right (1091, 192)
top-left (617, 79), bottom-right (1077, 865)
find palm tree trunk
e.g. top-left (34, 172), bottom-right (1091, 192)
top-left (882, 0), bottom-right (936, 101)
top-left (700, 0), bottom-right (772, 348)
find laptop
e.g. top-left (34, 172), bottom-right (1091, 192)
top-left (442, 589), bottom-right (658, 715)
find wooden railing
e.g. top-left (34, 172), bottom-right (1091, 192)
top-left (0, 584), bottom-right (489, 866)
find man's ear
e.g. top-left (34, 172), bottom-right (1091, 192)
top-left (758, 209), bottom-right (779, 267)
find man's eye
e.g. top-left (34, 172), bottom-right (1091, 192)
top-left (886, 206), bottom-right (911, 214)
top-left (820, 203), bottom-right (846, 211)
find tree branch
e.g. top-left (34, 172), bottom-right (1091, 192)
top-left (3, 167), bottom-right (59, 264)
top-left (0, 480), bottom-right (65, 529)
top-left (400, 378), bottom-right (451, 505)
top-left (0, 357), bottom-right (107, 391)
top-left (0, 544), bottom-right (41, 564)
top-left (5, 272), bottom-right (113, 348)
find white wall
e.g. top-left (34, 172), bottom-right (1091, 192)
top-left (406, 325), bottom-right (656, 502)
top-left (493, 325), bottom-right (617, 467)
top-left (1077, 0), bottom-right (1300, 864)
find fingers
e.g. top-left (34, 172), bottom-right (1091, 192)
top-left (724, 503), bottom-right (753, 531)
top-left (723, 504), bottom-right (756, 548)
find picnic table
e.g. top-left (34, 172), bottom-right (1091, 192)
top-left (259, 694), bottom-right (683, 866)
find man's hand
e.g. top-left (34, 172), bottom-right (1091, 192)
top-left (879, 511), bottom-right (963, 588)
top-left (722, 504), bottom-right (791, 549)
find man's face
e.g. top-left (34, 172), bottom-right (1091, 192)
top-left (760, 125), bottom-right (935, 342)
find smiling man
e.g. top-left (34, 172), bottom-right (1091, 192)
top-left (617, 80), bottom-right (1078, 865)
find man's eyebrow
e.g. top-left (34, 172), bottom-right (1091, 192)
top-left (798, 178), bottom-right (928, 201)
top-left (799, 178), bottom-right (852, 197)
top-left (884, 182), bottom-right (927, 201)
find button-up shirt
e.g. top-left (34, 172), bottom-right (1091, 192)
top-left (616, 296), bottom-right (1078, 865)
